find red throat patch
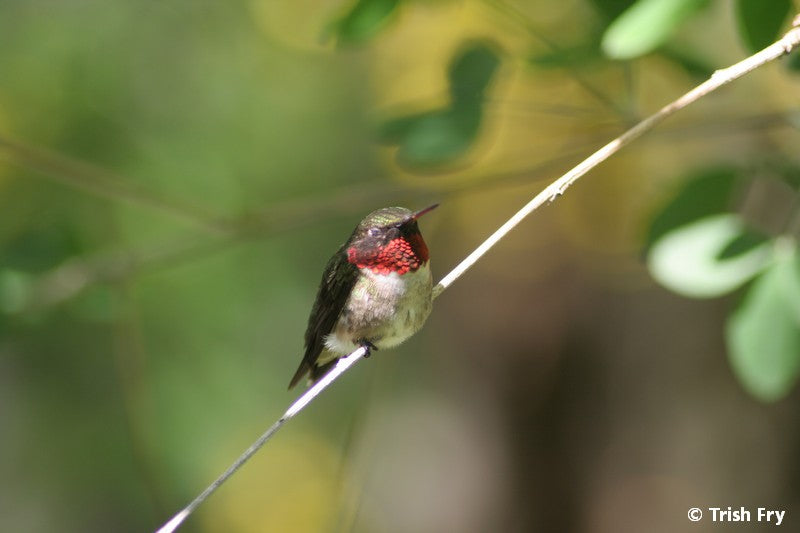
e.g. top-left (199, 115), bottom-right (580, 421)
top-left (348, 234), bottom-right (429, 275)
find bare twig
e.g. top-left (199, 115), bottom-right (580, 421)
top-left (0, 135), bottom-right (230, 234)
top-left (155, 347), bottom-right (367, 533)
top-left (434, 23), bottom-right (800, 297)
top-left (20, 105), bottom-right (789, 313)
top-left (155, 22), bottom-right (800, 533)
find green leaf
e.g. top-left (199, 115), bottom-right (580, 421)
top-left (726, 245), bottom-right (800, 402)
top-left (588, 0), bottom-right (638, 21)
top-left (378, 114), bottom-right (422, 144)
top-left (601, 0), bottom-right (709, 59)
top-left (448, 42), bottom-right (501, 107)
top-left (647, 214), bottom-right (773, 298)
top-left (735, 0), bottom-right (792, 53)
top-left (645, 168), bottom-right (742, 250)
top-left (717, 228), bottom-right (769, 260)
top-left (333, 0), bottom-right (400, 44)
top-left (394, 107), bottom-right (482, 169)
top-left (380, 42), bottom-right (500, 169)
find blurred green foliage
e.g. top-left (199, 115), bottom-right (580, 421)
top-left (588, 0), bottom-right (638, 21)
top-left (599, 0), bottom-right (794, 61)
top-left (727, 245), bottom-right (800, 402)
top-left (601, 0), bottom-right (710, 59)
top-left (644, 167), bottom-right (743, 250)
top-left (379, 41), bottom-right (501, 169)
top-left (735, 0), bottom-right (793, 53)
top-left (647, 213), bottom-right (772, 298)
top-left (332, 0), bottom-right (403, 44)
top-left (647, 164), bottom-right (800, 400)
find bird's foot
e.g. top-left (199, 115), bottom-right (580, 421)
top-left (358, 339), bottom-right (378, 358)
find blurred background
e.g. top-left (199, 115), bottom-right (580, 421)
top-left (1, 0), bottom-right (800, 531)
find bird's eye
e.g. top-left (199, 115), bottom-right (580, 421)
top-left (368, 228), bottom-right (381, 237)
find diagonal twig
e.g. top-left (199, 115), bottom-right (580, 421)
top-left (155, 21), bottom-right (800, 533)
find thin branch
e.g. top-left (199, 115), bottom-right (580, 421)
top-left (154, 347), bottom-right (367, 533)
top-left (16, 151), bottom-right (581, 312)
top-left (434, 23), bottom-right (800, 297)
top-left (155, 22), bottom-right (800, 533)
top-left (19, 105), bottom-right (789, 314)
top-left (0, 135), bottom-right (231, 235)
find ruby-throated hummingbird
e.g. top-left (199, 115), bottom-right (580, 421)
top-left (288, 204), bottom-right (438, 389)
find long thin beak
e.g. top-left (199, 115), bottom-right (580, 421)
top-left (411, 203), bottom-right (439, 220)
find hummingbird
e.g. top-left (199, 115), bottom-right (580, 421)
top-left (288, 204), bottom-right (438, 389)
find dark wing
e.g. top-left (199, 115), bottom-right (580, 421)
top-left (288, 247), bottom-right (359, 389)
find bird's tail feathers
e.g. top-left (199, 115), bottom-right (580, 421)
top-left (287, 357), bottom-right (340, 390)
top-left (287, 360), bottom-right (311, 390)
